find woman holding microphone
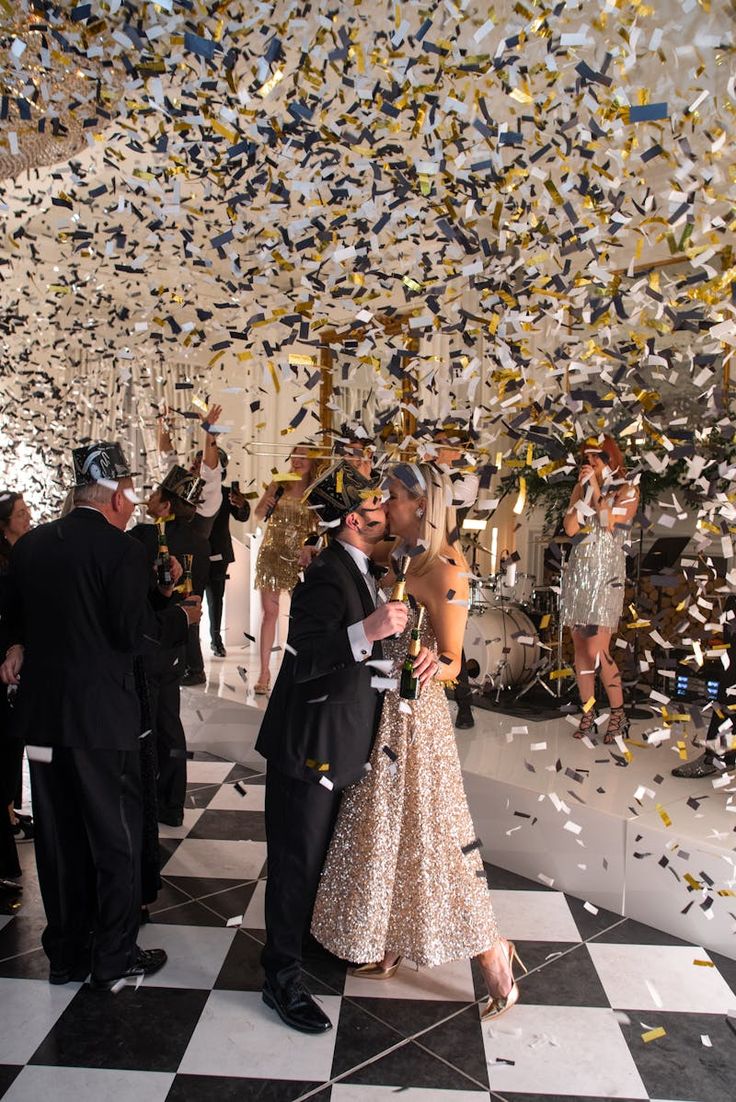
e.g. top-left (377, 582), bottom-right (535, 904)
top-left (559, 436), bottom-right (639, 743)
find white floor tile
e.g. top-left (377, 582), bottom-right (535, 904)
top-left (488, 889), bottom-right (582, 942)
top-left (179, 989), bottom-right (340, 1080)
top-left (137, 923), bottom-right (237, 988)
top-left (343, 956), bottom-right (476, 1002)
top-left (207, 782), bottom-right (265, 812)
top-left (587, 943), bottom-right (736, 1013)
top-left (160, 838), bottom-right (266, 880)
top-left (0, 978), bottom-right (80, 1063)
top-left (158, 808), bottom-right (204, 838)
top-left (3, 1067), bottom-right (174, 1102)
top-left (481, 1004), bottom-right (648, 1098)
top-left (242, 878), bottom-right (265, 928)
top-left (186, 760), bottom-right (235, 785)
top-left (332, 1089), bottom-right (489, 1101)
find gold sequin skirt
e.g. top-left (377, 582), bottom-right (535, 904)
top-left (311, 629), bottom-right (500, 967)
top-left (254, 496), bottom-right (313, 593)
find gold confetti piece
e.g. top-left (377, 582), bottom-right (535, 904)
top-left (512, 477), bottom-right (527, 515)
top-left (693, 959), bottom-right (715, 967)
top-left (268, 361), bottom-right (281, 395)
top-left (258, 67), bottom-right (285, 98)
top-left (656, 804), bottom-right (672, 828)
top-left (305, 758), bottom-right (330, 772)
top-left (540, 614), bottom-right (551, 630)
top-left (550, 667), bottom-right (574, 680)
top-left (641, 1027), bottom-right (666, 1043)
top-left (582, 696), bottom-right (596, 714)
top-left (685, 873), bottom-right (703, 890)
top-left (335, 469), bottom-right (344, 494)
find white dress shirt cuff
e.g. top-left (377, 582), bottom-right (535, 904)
top-left (347, 620), bottom-right (372, 662)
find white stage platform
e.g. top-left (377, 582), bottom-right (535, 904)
top-left (182, 641), bottom-right (736, 961)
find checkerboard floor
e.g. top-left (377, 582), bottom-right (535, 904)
top-left (1, 752), bottom-right (735, 1102)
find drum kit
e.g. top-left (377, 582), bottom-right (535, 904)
top-left (463, 564), bottom-right (567, 702)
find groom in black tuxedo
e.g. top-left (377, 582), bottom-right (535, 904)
top-left (255, 461), bottom-right (408, 1033)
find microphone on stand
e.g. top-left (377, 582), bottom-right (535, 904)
top-left (264, 484), bottom-right (285, 521)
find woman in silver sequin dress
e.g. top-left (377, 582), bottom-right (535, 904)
top-left (560, 435), bottom-right (639, 743)
top-left (311, 464), bottom-right (524, 1023)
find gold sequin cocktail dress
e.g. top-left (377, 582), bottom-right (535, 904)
top-left (311, 614), bottom-right (500, 967)
top-left (254, 495), bottom-right (315, 593)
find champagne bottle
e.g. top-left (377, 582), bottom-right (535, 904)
top-left (182, 553), bottom-right (194, 597)
top-left (388, 553), bottom-right (411, 638)
top-left (155, 518), bottom-right (173, 588)
top-left (400, 604), bottom-right (426, 701)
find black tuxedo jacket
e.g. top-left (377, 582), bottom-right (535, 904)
top-left (208, 489), bottom-right (250, 575)
top-left (255, 540), bottom-right (383, 790)
top-left (5, 508), bottom-right (187, 751)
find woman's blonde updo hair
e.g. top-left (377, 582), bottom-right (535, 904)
top-left (389, 462), bottom-right (465, 577)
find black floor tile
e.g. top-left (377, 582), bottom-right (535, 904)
top-left (149, 879), bottom-right (194, 914)
top-left (340, 1034), bottom-right (484, 1090)
top-left (350, 994), bottom-right (472, 1044)
top-left (330, 997), bottom-right (407, 1079)
top-left (589, 916), bottom-right (692, 947)
top-left (0, 944), bottom-right (51, 981)
top-left (483, 861), bottom-right (555, 892)
top-left (302, 935), bottom-right (348, 996)
top-left (411, 1002), bottom-right (489, 1087)
top-left (618, 1009), bottom-right (736, 1102)
top-left (29, 985), bottom-right (209, 1072)
top-left (188, 809), bottom-right (267, 842)
top-left (163, 876), bottom-right (252, 903)
top-left (0, 1065), bottom-right (22, 1098)
top-left (515, 944), bottom-right (610, 1006)
top-left (150, 899), bottom-right (233, 927)
top-left (214, 931), bottom-right (267, 991)
top-left (166, 1075), bottom-right (327, 1101)
top-left (470, 942), bottom-right (580, 1001)
top-left (0, 912), bottom-right (46, 962)
top-left (563, 894), bottom-right (627, 940)
top-left (191, 881), bottom-right (259, 923)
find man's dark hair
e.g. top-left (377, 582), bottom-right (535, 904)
top-left (160, 492), bottom-right (196, 523)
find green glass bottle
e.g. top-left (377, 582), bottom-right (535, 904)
top-left (400, 604), bottom-right (426, 701)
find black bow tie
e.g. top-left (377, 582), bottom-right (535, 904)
top-left (367, 561), bottom-right (388, 580)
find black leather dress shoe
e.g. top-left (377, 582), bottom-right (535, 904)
top-left (89, 946), bottom-right (168, 990)
top-left (455, 706), bottom-right (475, 730)
top-left (262, 978), bottom-right (332, 1034)
top-left (182, 669), bottom-right (207, 686)
top-left (672, 752), bottom-right (718, 779)
top-left (49, 961), bottom-right (90, 985)
top-left (211, 640), bottom-right (227, 657)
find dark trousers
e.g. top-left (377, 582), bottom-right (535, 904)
top-left (30, 746), bottom-right (142, 980)
top-left (206, 574), bottom-right (226, 645)
top-left (148, 658), bottom-right (187, 818)
top-left (186, 622), bottom-right (204, 675)
top-left (262, 763), bottom-right (340, 989)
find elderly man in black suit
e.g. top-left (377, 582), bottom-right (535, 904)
top-left (255, 461), bottom-right (408, 1034)
top-left (0, 443), bottom-right (201, 989)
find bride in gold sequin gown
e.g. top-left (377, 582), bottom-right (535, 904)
top-left (311, 464), bottom-right (522, 1021)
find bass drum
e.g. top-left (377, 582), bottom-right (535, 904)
top-left (463, 605), bottom-right (541, 689)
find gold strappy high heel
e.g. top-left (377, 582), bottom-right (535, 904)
top-left (481, 941), bottom-right (527, 1022)
top-left (348, 955), bottom-right (403, 980)
top-left (254, 676), bottom-right (270, 696)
